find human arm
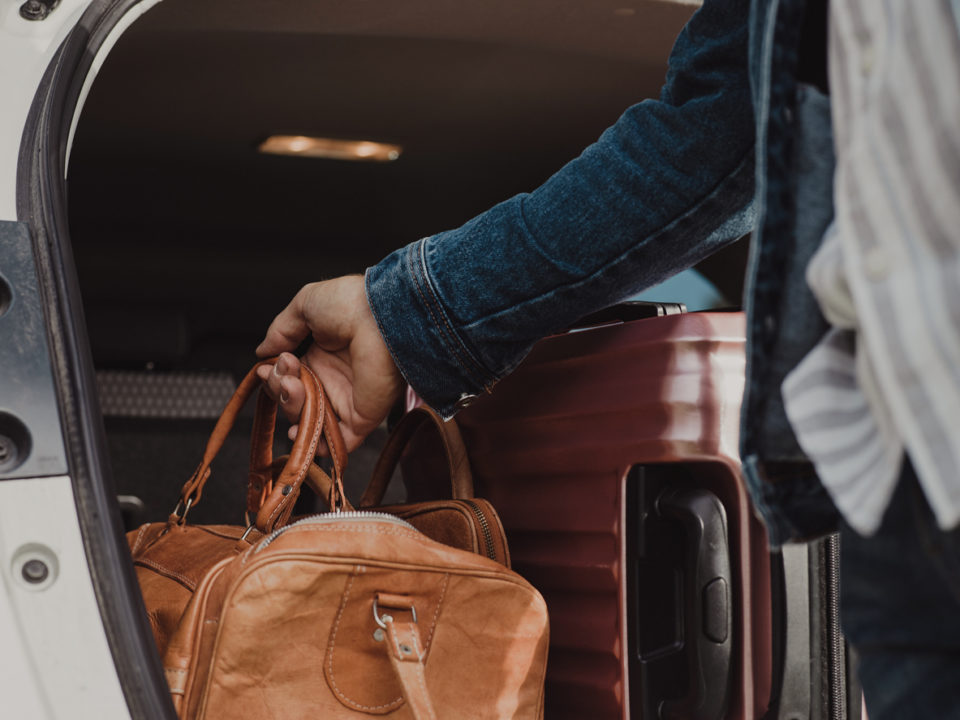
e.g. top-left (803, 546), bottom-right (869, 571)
top-left (258, 0), bottom-right (756, 442)
top-left (256, 276), bottom-right (403, 450)
top-left (367, 0), bottom-right (756, 416)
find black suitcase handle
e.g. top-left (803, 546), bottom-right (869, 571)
top-left (656, 487), bottom-right (733, 720)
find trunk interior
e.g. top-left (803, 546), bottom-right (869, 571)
top-left (67, 0), bottom-right (751, 522)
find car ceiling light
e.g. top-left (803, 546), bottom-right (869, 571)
top-left (258, 135), bottom-right (402, 162)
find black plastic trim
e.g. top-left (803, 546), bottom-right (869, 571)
top-left (626, 464), bottom-right (733, 720)
top-left (16, 1), bottom-right (176, 717)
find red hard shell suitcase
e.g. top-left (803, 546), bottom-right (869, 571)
top-left (427, 309), bottom-right (776, 719)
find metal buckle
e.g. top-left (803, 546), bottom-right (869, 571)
top-left (172, 497), bottom-right (193, 523)
top-left (373, 597), bottom-right (417, 629)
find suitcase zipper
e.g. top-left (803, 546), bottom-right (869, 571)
top-left (254, 512), bottom-right (417, 554)
top-left (461, 499), bottom-right (497, 561)
top-left (824, 533), bottom-right (845, 720)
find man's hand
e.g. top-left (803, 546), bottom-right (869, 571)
top-left (255, 275), bottom-right (403, 453)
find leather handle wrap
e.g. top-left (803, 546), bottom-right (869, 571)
top-left (245, 364), bottom-right (348, 517)
top-left (266, 455), bottom-right (358, 513)
top-left (245, 388), bottom-right (280, 514)
top-left (176, 358), bottom-right (348, 532)
top-left (359, 406), bottom-right (473, 508)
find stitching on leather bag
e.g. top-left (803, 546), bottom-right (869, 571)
top-left (311, 369), bottom-right (344, 477)
top-left (326, 568), bottom-right (404, 711)
top-left (130, 524), bottom-right (150, 554)
top-left (304, 370), bottom-right (324, 480)
top-left (193, 560), bottom-right (234, 718)
top-left (134, 558), bottom-right (197, 590)
top-left (387, 624), bottom-right (436, 720)
top-left (266, 371), bottom-right (322, 528)
top-left (387, 622), bottom-right (402, 656)
top-left (424, 573), bottom-right (448, 649)
top-left (409, 632), bottom-right (436, 720)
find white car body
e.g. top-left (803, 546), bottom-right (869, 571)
top-left (1, 2), bottom-right (163, 716)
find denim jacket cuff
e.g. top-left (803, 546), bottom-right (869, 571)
top-left (365, 238), bottom-right (497, 418)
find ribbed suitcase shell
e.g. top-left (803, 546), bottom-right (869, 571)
top-left (451, 311), bottom-right (773, 720)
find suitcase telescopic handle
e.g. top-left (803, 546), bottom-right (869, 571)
top-left (656, 487), bottom-right (733, 720)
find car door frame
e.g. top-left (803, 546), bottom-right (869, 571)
top-left (13, 0), bottom-right (175, 717)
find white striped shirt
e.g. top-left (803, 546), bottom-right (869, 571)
top-left (782, 1), bottom-right (960, 535)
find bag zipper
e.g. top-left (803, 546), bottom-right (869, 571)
top-left (461, 499), bottom-right (497, 561)
top-left (254, 511), bottom-right (417, 555)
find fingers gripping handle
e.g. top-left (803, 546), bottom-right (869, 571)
top-left (245, 364), bottom-right (350, 515)
top-left (253, 360), bottom-right (349, 530)
top-left (176, 358), bottom-right (348, 532)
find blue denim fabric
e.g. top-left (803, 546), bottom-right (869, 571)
top-left (365, 0), bottom-right (837, 545)
top-left (366, 0), bottom-right (756, 414)
top-left (840, 460), bottom-right (960, 719)
top-left (740, 80), bottom-right (839, 547)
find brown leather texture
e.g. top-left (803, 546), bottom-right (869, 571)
top-left (128, 522), bottom-right (261, 654)
top-left (128, 358), bottom-right (344, 655)
top-left (361, 406), bottom-right (474, 506)
top-left (363, 407), bottom-right (511, 566)
top-left (163, 515), bottom-right (549, 719)
top-left (307, 406), bottom-right (511, 566)
top-left (379, 498), bottom-right (510, 567)
top-left (130, 357), bottom-right (518, 720)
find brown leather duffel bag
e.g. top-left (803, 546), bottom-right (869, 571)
top-left (126, 359), bottom-right (548, 717)
top-left (161, 506), bottom-right (549, 718)
top-left (128, 358), bottom-right (521, 663)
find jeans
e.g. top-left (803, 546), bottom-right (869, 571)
top-left (841, 461), bottom-right (960, 719)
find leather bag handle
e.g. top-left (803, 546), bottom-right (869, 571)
top-left (265, 455), bottom-right (358, 513)
top-left (245, 366), bottom-right (348, 518)
top-left (174, 358), bottom-right (348, 532)
top-left (383, 618), bottom-right (438, 720)
top-left (359, 406), bottom-right (473, 508)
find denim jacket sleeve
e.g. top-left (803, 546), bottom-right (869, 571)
top-left (366, 0), bottom-right (757, 417)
